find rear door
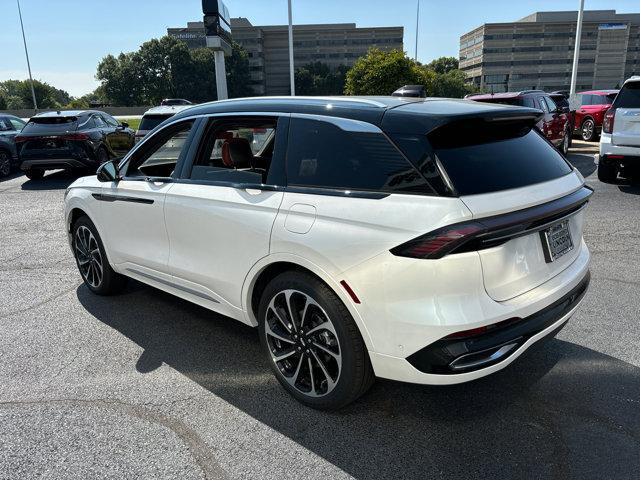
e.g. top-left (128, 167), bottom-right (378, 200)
top-left (612, 80), bottom-right (640, 147)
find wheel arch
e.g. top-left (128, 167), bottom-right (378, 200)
top-left (241, 254), bottom-right (375, 351)
top-left (580, 115), bottom-right (595, 127)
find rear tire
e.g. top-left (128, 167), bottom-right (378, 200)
top-left (24, 169), bottom-right (44, 180)
top-left (258, 271), bottom-right (374, 410)
top-left (597, 162), bottom-right (617, 183)
top-left (581, 118), bottom-right (597, 142)
top-left (560, 129), bottom-right (570, 156)
top-left (72, 215), bottom-right (127, 295)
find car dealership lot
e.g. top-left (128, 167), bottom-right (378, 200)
top-left (0, 143), bottom-right (638, 479)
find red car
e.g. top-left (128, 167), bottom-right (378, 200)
top-left (574, 90), bottom-right (618, 141)
top-left (466, 90), bottom-right (571, 156)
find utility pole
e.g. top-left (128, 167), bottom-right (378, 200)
top-left (569, 0), bottom-right (585, 103)
top-left (288, 0), bottom-right (295, 96)
top-left (16, 0), bottom-right (37, 112)
top-left (415, 0), bottom-right (420, 60)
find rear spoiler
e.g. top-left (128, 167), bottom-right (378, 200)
top-left (382, 101), bottom-right (543, 136)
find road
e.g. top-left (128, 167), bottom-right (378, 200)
top-left (0, 141), bottom-right (639, 479)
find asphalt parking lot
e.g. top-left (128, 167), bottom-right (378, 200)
top-left (0, 140), bottom-right (639, 480)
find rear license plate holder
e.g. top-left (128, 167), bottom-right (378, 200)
top-left (540, 220), bottom-right (574, 263)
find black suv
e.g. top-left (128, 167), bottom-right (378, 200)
top-left (16, 110), bottom-right (135, 180)
top-left (0, 115), bottom-right (27, 177)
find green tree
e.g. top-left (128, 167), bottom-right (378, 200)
top-left (427, 56), bottom-right (459, 74)
top-left (96, 36), bottom-right (253, 106)
top-left (0, 79), bottom-right (71, 109)
top-left (432, 69), bottom-right (477, 98)
top-left (0, 94), bottom-right (6, 110)
top-left (295, 62), bottom-right (348, 95)
top-left (344, 49), bottom-right (435, 95)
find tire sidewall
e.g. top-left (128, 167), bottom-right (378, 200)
top-left (0, 151), bottom-right (10, 176)
top-left (582, 119), bottom-right (595, 141)
top-left (257, 272), bottom-right (365, 409)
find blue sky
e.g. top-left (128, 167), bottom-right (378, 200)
top-left (0, 0), bottom-right (638, 96)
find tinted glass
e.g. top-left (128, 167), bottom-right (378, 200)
top-left (21, 117), bottom-right (78, 134)
top-left (432, 129), bottom-right (572, 195)
top-left (0, 118), bottom-right (12, 132)
top-left (537, 97), bottom-right (549, 112)
top-left (544, 96), bottom-right (557, 112)
top-left (102, 114), bottom-right (119, 127)
top-left (613, 82), bottom-right (640, 108)
top-left (78, 116), bottom-right (96, 130)
top-left (579, 94), bottom-right (592, 106)
top-left (9, 118), bottom-right (26, 130)
top-left (286, 118), bottom-right (432, 194)
top-left (139, 114), bottom-right (173, 131)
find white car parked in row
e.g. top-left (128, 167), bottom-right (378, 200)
top-left (64, 96), bottom-right (591, 409)
top-left (598, 76), bottom-right (640, 182)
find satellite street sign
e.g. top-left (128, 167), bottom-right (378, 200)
top-left (202, 0), bottom-right (232, 99)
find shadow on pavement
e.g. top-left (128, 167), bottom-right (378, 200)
top-left (77, 283), bottom-right (640, 479)
top-left (0, 171), bottom-right (24, 183)
top-left (20, 170), bottom-right (85, 191)
top-left (567, 153), bottom-right (597, 178)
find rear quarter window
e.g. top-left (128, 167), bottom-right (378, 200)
top-left (613, 82), bottom-right (640, 109)
top-left (139, 114), bottom-right (173, 131)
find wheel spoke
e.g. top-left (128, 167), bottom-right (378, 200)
top-left (269, 305), bottom-right (292, 334)
top-left (272, 347), bottom-right (297, 363)
top-left (307, 356), bottom-right (316, 395)
top-left (285, 353), bottom-right (305, 386)
top-left (310, 349), bottom-right (337, 389)
top-left (284, 290), bottom-right (299, 332)
top-left (265, 320), bottom-right (295, 344)
top-left (305, 320), bottom-right (337, 337)
top-left (312, 341), bottom-right (340, 360)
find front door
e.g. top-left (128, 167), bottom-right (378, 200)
top-left (164, 115), bottom-right (287, 316)
top-left (99, 119), bottom-right (196, 275)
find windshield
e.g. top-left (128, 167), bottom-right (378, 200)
top-left (613, 83), bottom-right (640, 109)
top-left (21, 117), bottom-right (78, 134)
top-left (139, 114), bottom-right (173, 131)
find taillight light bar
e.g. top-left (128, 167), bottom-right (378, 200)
top-left (602, 108), bottom-right (616, 134)
top-left (13, 133), bottom-right (89, 143)
top-left (390, 186), bottom-right (593, 260)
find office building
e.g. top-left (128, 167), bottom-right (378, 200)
top-left (459, 10), bottom-right (640, 92)
top-left (168, 18), bottom-right (403, 95)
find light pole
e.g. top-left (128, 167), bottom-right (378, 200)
top-left (16, 0), bottom-right (37, 112)
top-left (569, 0), bottom-right (585, 103)
top-left (288, 0), bottom-right (295, 96)
top-left (414, 0), bottom-right (420, 61)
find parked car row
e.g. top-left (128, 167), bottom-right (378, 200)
top-left (0, 103), bottom-right (194, 179)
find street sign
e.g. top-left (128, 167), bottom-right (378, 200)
top-left (202, 0), bottom-right (232, 100)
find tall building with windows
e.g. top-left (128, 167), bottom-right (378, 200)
top-left (168, 18), bottom-right (403, 96)
top-left (459, 10), bottom-right (640, 93)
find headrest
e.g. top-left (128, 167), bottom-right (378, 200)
top-left (221, 137), bottom-right (253, 168)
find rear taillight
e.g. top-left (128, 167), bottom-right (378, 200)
top-left (390, 222), bottom-right (484, 259)
top-left (14, 135), bottom-right (26, 143)
top-left (13, 133), bottom-right (89, 142)
top-left (603, 108), bottom-right (616, 134)
top-left (61, 132), bottom-right (89, 141)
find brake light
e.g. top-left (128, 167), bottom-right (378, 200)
top-left (12, 133), bottom-right (89, 143)
top-left (444, 317), bottom-right (520, 340)
top-left (61, 132), bottom-right (89, 141)
top-left (390, 223), bottom-right (484, 259)
top-left (603, 108), bottom-right (616, 134)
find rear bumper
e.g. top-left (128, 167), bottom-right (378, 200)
top-left (20, 158), bottom-right (96, 171)
top-left (364, 241), bottom-right (591, 385)
top-left (599, 133), bottom-right (640, 162)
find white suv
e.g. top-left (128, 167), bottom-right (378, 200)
top-left (599, 76), bottom-right (640, 182)
top-left (64, 96), bottom-right (591, 409)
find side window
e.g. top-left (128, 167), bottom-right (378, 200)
top-left (537, 97), bottom-right (549, 113)
top-left (125, 121), bottom-right (194, 178)
top-left (101, 114), bottom-right (119, 127)
top-left (78, 116), bottom-right (95, 129)
top-left (580, 94), bottom-right (593, 106)
top-left (521, 97), bottom-right (536, 108)
top-left (0, 118), bottom-right (12, 132)
top-left (188, 117), bottom-right (277, 184)
top-left (544, 97), bottom-right (557, 112)
top-left (286, 118), bottom-right (432, 194)
top-left (10, 118), bottom-right (26, 131)
top-left (93, 115), bottom-right (108, 128)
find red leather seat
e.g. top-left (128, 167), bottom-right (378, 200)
top-left (221, 137), bottom-right (254, 169)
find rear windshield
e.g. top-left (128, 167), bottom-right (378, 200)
top-left (391, 120), bottom-right (572, 196)
top-left (139, 114), bottom-right (173, 131)
top-left (21, 117), bottom-right (78, 134)
top-left (613, 82), bottom-right (640, 109)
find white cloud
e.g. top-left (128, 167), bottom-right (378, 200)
top-left (0, 69), bottom-right (99, 97)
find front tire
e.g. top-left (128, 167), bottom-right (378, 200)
top-left (258, 271), bottom-right (374, 410)
top-left (0, 151), bottom-right (11, 177)
top-left (597, 162), bottom-right (617, 183)
top-left (24, 169), bottom-right (44, 180)
top-left (581, 118), bottom-right (597, 142)
top-left (560, 129), bottom-right (570, 156)
top-left (72, 216), bottom-right (127, 295)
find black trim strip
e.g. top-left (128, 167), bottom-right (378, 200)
top-left (92, 193), bottom-right (154, 204)
top-left (285, 185), bottom-right (390, 200)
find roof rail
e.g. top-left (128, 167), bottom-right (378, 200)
top-left (517, 89), bottom-right (546, 95)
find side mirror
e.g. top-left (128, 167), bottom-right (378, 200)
top-left (119, 122), bottom-right (129, 129)
top-left (96, 160), bottom-right (119, 182)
